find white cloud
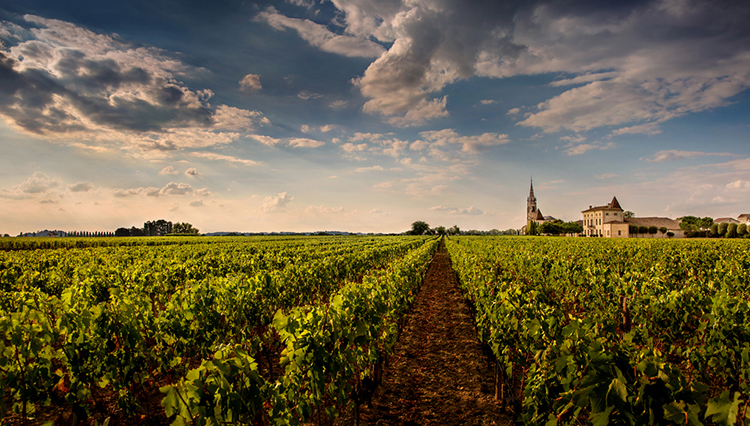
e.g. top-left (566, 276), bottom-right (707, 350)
top-left (159, 182), bottom-right (194, 195)
top-left (257, 7), bottom-right (386, 58)
top-left (260, 191), bottom-right (293, 212)
top-left (191, 152), bottom-right (260, 166)
top-left (268, 1), bottom-right (750, 130)
top-left (480, 99), bottom-right (497, 105)
top-left (0, 172), bottom-right (61, 199)
top-left (726, 180), bottom-right (750, 190)
top-left (506, 108), bottom-right (521, 115)
top-left (67, 182), bottom-right (94, 192)
top-left (611, 122), bottom-right (662, 136)
top-left (341, 142), bottom-right (368, 153)
top-left (564, 141), bottom-right (616, 156)
top-left (289, 137), bottom-right (325, 148)
top-left (188, 200), bottom-right (205, 207)
top-left (420, 129), bottom-right (510, 153)
top-left (300, 124), bottom-right (312, 133)
top-left (329, 100), bottom-right (349, 109)
top-left (160, 166), bottom-right (179, 175)
top-left (249, 134), bottom-right (281, 146)
top-left (297, 90), bottom-right (324, 100)
top-left (646, 150), bottom-right (735, 162)
top-left (185, 168), bottom-right (200, 177)
top-left (239, 74), bottom-right (262, 92)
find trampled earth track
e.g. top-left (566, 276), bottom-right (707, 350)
top-left (343, 240), bottom-right (513, 425)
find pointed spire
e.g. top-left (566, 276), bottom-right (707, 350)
top-left (528, 176), bottom-right (536, 201)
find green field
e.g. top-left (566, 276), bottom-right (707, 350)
top-left (447, 236), bottom-right (750, 426)
top-left (2, 235), bottom-right (749, 425)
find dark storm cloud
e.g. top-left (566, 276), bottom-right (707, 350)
top-left (0, 15), bottom-right (265, 151)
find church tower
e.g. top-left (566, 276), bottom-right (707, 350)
top-left (527, 177), bottom-right (538, 223)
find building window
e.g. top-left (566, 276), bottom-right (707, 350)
top-left (618, 230), bottom-right (621, 236)
top-left (606, 212), bottom-right (609, 216)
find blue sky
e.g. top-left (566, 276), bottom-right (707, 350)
top-left (1, 0), bottom-right (749, 234)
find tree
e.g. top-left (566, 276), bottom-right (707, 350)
top-left (727, 223), bottom-right (738, 238)
top-left (433, 226), bottom-right (447, 236)
top-left (629, 225), bottom-right (639, 235)
top-left (623, 211), bottom-right (635, 219)
top-left (638, 226), bottom-right (648, 235)
top-left (409, 221), bottom-right (430, 235)
top-left (710, 223), bottom-right (719, 237)
top-left (659, 226), bottom-right (667, 235)
top-left (129, 226), bottom-right (145, 237)
top-left (447, 225), bottom-right (461, 236)
top-left (738, 223), bottom-right (747, 236)
top-left (173, 222), bottom-right (199, 234)
top-left (527, 221), bottom-right (539, 236)
top-left (144, 219), bottom-right (172, 236)
top-left (115, 227), bottom-right (130, 237)
top-left (648, 226), bottom-right (658, 235)
top-left (718, 222), bottom-right (728, 237)
top-left (667, 231), bottom-right (674, 238)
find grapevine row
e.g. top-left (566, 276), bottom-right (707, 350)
top-left (446, 236), bottom-right (750, 426)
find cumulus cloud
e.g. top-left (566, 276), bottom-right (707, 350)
top-left (185, 168), bottom-right (200, 177)
top-left (188, 199), bottom-right (205, 207)
top-left (111, 181), bottom-right (205, 198)
top-left (480, 99), bottom-right (497, 105)
top-left (0, 172), bottom-right (61, 199)
top-left (67, 182), bottom-right (94, 192)
top-left (239, 74), bottom-right (262, 92)
top-left (260, 191), bottom-right (293, 212)
top-left (564, 141), bottom-right (615, 156)
top-left (288, 137), bottom-right (325, 148)
top-left (257, 7), bottom-right (386, 58)
top-left (0, 16), bottom-right (268, 154)
top-left (267, 1), bottom-right (750, 130)
top-left (160, 166), bottom-right (179, 175)
top-left (341, 142), bottom-right (368, 153)
top-left (420, 129), bottom-right (509, 153)
top-left (249, 134), bottom-right (281, 146)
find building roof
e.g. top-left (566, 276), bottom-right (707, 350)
top-left (534, 208), bottom-right (545, 221)
top-left (714, 217), bottom-right (740, 224)
top-left (737, 214), bottom-right (750, 221)
top-left (582, 196), bottom-right (624, 213)
top-left (625, 217), bottom-right (681, 229)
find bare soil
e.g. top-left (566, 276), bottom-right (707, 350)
top-left (340, 240), bottom-right (513, 426)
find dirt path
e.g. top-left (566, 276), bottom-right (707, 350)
top-left (348, 240), bottom-right (512, 426)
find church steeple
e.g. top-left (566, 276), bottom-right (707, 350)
top-left (527, 177), bottom-right (538, 222)
top-left (528, 177), bottom-right (536, 202)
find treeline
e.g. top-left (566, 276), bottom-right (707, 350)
top-left (526, 219), bottom-right (583, 236)
top-left (405, 221), bottom-right (518, 236)
top-left (115, 219), bottom-right (199, 237)
top-left (679, 216), bottom-right (749, 238)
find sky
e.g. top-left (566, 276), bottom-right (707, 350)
top-left (1, 0), bottom-right (749, 234)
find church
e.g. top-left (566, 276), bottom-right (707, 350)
top-left (521, 178), bottom-right (555, 234)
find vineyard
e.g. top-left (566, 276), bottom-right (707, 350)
top-left (1, 235), bottom-right (749, 425)
top-left (446, 236), bottom-right (750, 426)
top-left (0, 236), bottom-right (439, 425)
